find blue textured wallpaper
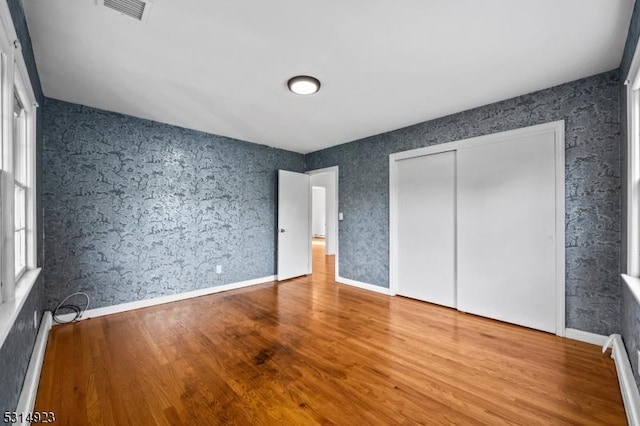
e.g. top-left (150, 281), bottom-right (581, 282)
top-left (0, 0), bottom-right (45, 414)
top-left (43, 99), bottom-right (304, 310)
top-left (306, 71), bottom-right (621, 336)
top-left (619, 0), bottom-right (640, 392)
top-left (0, 278), bottom-right (42, 414)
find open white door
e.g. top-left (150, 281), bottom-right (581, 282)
top-left (277, 170), bottom-right (311, 281)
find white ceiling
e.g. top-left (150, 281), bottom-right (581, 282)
top-left (24, 0), bottom-right (634, 154)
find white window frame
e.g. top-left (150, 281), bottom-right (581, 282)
top-left (13, 76), bottom-right (35, 282)
top-left (627, 75), bottom-right (640, 277)
top-left (0, 0), bottom-right (41, 349)
top-left (623, 40), bottom-right (640, 307)
top-left (1, 38), bottom-right (37, 302)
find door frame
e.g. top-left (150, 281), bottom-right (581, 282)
top-left (307, 166), bottom-right (339, 281)
top-left (389, 121), bottom-right (566, 336)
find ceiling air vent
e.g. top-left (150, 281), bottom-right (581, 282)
top-left (99, 0), bottom-right (152, 22)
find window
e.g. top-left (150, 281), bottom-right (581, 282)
top-left (13, 93), bottom-right (27, 280)
top-left (0, 43), bottom-right (38, 305)
top-left (0, 0), bottom-right (40, 349)
top-left (625, 41), bottom-right (640, 308)
top-left (6, 63), bottom-right (38, 297)
top-left (627, 47), bottom-right (640, 277)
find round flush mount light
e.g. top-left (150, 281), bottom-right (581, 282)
top-left (287, 75), bottom-right (321, 95)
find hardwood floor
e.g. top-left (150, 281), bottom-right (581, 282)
top-left (35, 242), bottom-right (626, 425)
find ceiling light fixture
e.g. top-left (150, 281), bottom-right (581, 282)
top-left (287, 75), bottom-right (321, 95)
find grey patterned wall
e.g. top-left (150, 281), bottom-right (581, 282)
top-left (619, 0), bottom-right (640, 391)
top-left (0, 279), bottom-right (42, 414)
top-left (43, 99), bottom-right (304, 310)
top-left (0, 0), bottom-right (45, 414)
top-left (306, 70), bottom-right (622, 336)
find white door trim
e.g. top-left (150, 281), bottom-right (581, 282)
top-left (389, 120), bottom-right (566, 336)
top-left (307, 166), bottom-right (339, 282)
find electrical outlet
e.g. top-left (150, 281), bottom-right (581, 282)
top-left (33, 311), bottom-right (38, 329)
top-left (216, 264), bottom-right (222, 274)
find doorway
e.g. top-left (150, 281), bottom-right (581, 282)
top-left (307, 166), bottom-right (338, 280)
top-left (312, 186), bottom-right (326, 239)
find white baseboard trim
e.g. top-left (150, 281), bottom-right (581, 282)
top-left (336, 276), bottom-right (391, 295)
top-left (565, 328), bottom-right (609, 346)
top-left (55, 275), bottom-right (276, 323)
top-left (15, 311), bottom-right (52, 426)
top-left (603, 334), bottom-right (640, 426)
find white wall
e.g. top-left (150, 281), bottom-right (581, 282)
top-left (310, 172), bottom-right (336, 255)
top-left (312, 186), bottom-right (326, 237)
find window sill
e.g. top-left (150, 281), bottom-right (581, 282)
top-left (622, 273), bottom-right (640, 307)
top-left (0, 267), bottom-right (41, 349)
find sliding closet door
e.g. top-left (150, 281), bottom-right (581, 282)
top-left (396, 151), bottom-right (456, 307)
top-left (457, 133), bottom-right (557, 333)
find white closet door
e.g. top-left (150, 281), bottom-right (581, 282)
top-left (457, 133), bottom-right (557, 333)
top-left (396, 151), bottom-right (456, 307)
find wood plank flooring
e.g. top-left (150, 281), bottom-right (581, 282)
top-left (35, 241), bottom-right (626, 425)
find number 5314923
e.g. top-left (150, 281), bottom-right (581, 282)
top-left (3, 411), bottom-right (55, 423)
